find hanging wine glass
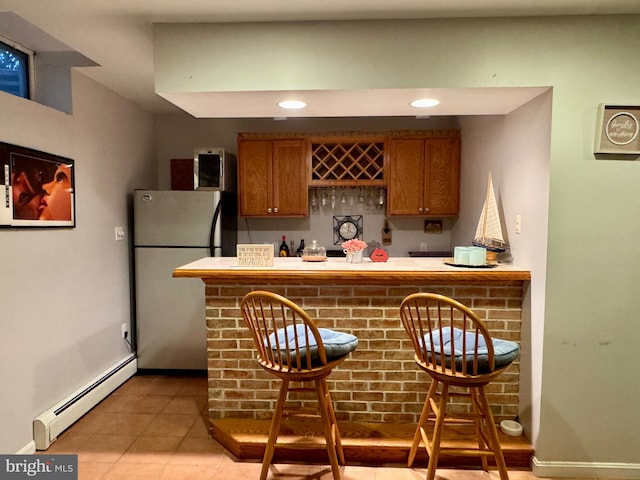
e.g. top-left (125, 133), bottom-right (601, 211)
top-left (310, 189), bottom-right (319, 210)
top-left (358, 187), bottom-right (365, 204)
top-left (340, 190), bottom-right (348, 206)
top-left (330, 187), bottom-right (337, 210)
top-left (377, 187), bottom-right (385, 209)
top-left (321, 189), bottom-right (328, 207)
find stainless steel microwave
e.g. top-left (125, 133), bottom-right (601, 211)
top-left (193, 147), bottom-right (236, 192)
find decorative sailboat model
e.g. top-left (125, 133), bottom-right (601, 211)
top-left (472, 172), bottom-right (505, 264)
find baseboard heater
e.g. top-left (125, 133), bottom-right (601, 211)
top-left (33, 354), bottom-right (137, 450)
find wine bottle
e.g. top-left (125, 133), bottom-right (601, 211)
top-left (279, 235), bottom-right (290, 257)
top-left (296, 239), bottom-right (305, 257)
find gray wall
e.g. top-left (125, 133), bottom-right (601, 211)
top-left (0, 72), bottom-right (156, 454)
top-left (155, 15), bottom-right (640, 475)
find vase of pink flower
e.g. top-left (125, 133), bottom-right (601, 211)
top-left (341, 239), bottom-right (367, 264)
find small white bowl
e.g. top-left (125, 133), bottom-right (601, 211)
top-left (500, 420), bottom-right (523, 437)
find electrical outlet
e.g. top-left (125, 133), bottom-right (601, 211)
top-left (115, 226), bottom-right (125, 241)
top-left (121, 323), bottom-right (128, 338)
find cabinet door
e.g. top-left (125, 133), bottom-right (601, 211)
top-left (238, 139), bottom-right (272, 217)
top-left (387, 138), bottom-right (425, 215)
top-left (425, 138), bottom-right (460, 216)
top-left (272, 140), bottom-right (308, 216)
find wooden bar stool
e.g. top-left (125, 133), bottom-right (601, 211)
top-left (399, 292), bottom-right (520, 480)
top-left (240, 290), bottom-right (358, 480)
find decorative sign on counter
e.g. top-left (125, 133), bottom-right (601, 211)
top-left (595, 104), bottom-right (640, 154)
top-left (236, 244), bottom-right (274, 267)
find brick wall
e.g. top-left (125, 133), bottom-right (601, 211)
top-left (205, 282), bottom-right (522, 425)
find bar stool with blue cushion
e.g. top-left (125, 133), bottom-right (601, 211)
top-left (399, 292), bottom-right (520, 480)
top-left (240, 290), bottom-right (358, 480)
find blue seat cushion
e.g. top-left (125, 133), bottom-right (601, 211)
top-left (422, 327), bottom-right (519, 373)
top-left (268, 325), bottom-right (358, 365)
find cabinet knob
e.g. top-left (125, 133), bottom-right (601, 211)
top-left (273, 207), bottom-right (279, 214)
top-left (267, 208), bottom-right (272, 213)
top-left (418, 207), bottom-right (423, 212)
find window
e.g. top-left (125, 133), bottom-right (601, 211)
top-left (0, 37), bottom-right (32, 99)
top-left (0, 13), bottom-right (95, 113)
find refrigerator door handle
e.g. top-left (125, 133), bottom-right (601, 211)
top-left (209, 195), bottom-right (223, 257)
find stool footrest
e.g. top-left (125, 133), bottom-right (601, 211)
top-left (284, 406), bottom-right (322, 418)
top-left (438, 447), bottom-right (497, 457)
top-left (426, 416), bottom-right (482, 425)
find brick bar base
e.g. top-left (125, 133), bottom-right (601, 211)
top-left (204, 282), bottom-right (523, 425)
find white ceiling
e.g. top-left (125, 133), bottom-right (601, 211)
top-left (2, 0), bottom-right (639, 117)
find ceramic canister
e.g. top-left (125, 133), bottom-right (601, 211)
top-left (454, 246), bottom-right (470, 265)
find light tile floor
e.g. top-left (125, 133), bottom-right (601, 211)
top-left (41, 373), bottom-right (595, 480)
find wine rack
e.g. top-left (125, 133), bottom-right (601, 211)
top-left (310, 137), bottom-right (385, 186)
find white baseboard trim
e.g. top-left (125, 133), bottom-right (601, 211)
top-left (33, 354), bottom-right (137, 450)
top-left (16, 440), bottom-right (36, 454)
top-left (532, 456), bottom-right (640, 479)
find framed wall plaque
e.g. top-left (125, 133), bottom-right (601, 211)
top-left (594, 104), bottom-right (640, 154)
top-left (236, 244), bottom-right (274, 267)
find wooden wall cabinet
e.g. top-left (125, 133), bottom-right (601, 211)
top-left (238, 138), bottom-right (308, 217)
top-left (387, 135), bottom-right (460, 216)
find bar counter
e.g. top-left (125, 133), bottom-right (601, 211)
top-left (173, 256), bottom-right (531, 284)
top-left (173, 256), bottom-right (532, 465)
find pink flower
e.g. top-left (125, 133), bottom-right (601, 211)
top-left (341, 239), bottom-right (367, 252)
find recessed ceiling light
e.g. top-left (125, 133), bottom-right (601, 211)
top-left (278, 100), bottom-right (307, 110)
top-left (410, 98), bottom-right (440, 108)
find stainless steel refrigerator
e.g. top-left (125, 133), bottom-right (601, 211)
top-left (133, 189), bottom-right (237, 370)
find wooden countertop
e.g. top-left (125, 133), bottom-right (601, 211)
top-left (173, 257), bottom-right (531, 285)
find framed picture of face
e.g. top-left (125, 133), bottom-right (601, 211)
top-left (1, 142), bottom-right (75, 227)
